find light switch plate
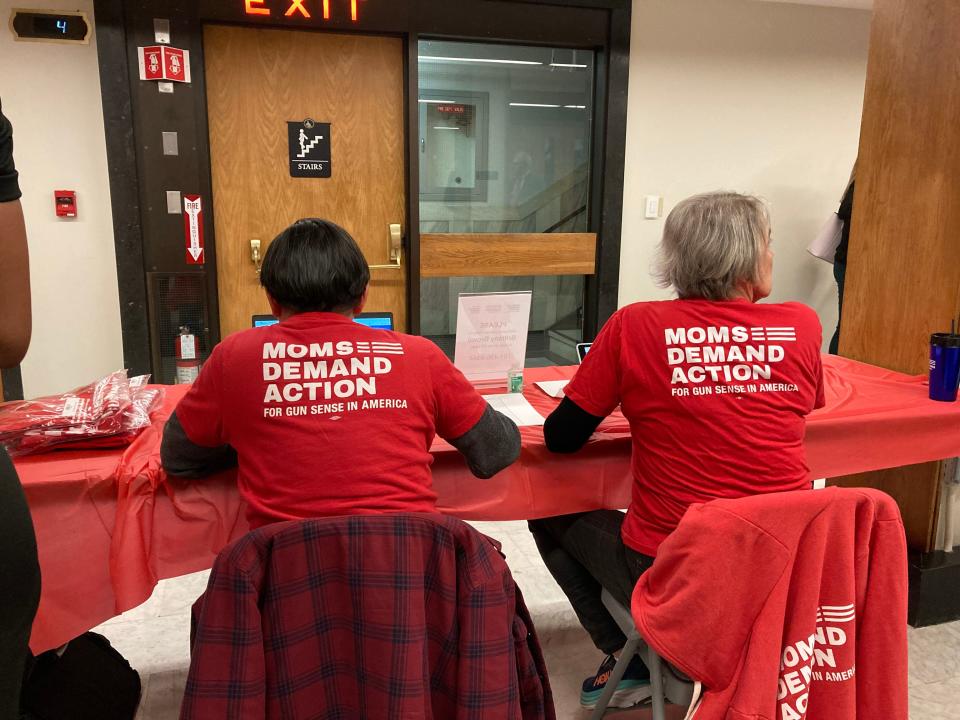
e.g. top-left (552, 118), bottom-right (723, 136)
top-left (158, 81), bottom-right (174, 94)
top-left (166, 190), bottom-right (181, 214)
top-left (644, 195), bottom-right (662, 219)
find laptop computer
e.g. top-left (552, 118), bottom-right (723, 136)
top-left (251, 311), bottom-right (395, 331)
top-left (252, 314), bottom-right (278, 328)
top-left (575, 342), bottom-right (592, 364)
top-left (355, 312), bottom-right (394, 331)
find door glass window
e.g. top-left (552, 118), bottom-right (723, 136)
top-left (418, 40), bottom-right (595, 365)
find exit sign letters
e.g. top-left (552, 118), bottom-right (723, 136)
top-left (244, 0), bottom-right (360, 21)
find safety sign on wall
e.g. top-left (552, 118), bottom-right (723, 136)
top-left (287, 119), bottom-right (331, 178)
top-left (183, 194), bottom-right (204, 265)
top-left (138, 45), bottom-right (191, 83)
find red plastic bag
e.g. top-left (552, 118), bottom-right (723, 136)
top-left (0, 372), bottom-right (164, 456)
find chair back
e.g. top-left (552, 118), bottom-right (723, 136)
top-left (182, 513), bottom-right (555, 720)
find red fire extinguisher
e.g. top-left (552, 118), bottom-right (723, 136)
top-left (175, 326), bottom-right (201, 384)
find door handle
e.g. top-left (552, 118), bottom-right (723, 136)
top-left (369, 223), bottom-right (403, 270)
top-left (250, 239), bottom-right (262, 275)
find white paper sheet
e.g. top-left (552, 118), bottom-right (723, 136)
top-left (454, 291), bottom-right (533, 383)
top-left (485, 393), bottom-right (545, 427)
top-left (535, 380), bottom-right (569, 398)
top-left (807, 214), bottom-right (843, 263)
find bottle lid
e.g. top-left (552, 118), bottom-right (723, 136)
top-left (931, 333), bottom-right (960, 348)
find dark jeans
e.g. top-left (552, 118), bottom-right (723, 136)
top-left (829, 260), bottom-right (846, 355)
top-left (0, 447), bottom-right (40, 718)
top-left (528, 510), bottom-right (654, 655)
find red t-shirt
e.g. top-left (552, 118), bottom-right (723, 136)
top-left (175, 312), bottom-right (488, 528)
top-left (564, 299), bottom-right (825, 556)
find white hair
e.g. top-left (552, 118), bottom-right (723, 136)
top-left (654, 191), bottom-right (770, 300)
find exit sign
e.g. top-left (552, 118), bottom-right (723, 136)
top-left (244, 0), bottom-right (361, 21)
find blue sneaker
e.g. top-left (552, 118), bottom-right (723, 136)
top-left (579, 653), bottom-right (652, 709)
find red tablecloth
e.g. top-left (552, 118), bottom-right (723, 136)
top-left (18, 356), bottom-right (960, 652)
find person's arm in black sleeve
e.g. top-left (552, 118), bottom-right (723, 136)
top-left (547, 310), bottom-right (625, 453)
top-left (161, 411), bottom-right (238, 478)
top-left (0, 101), bottom-right (32, 368)
top-left (160, 344), bottom-right (235, 478)
top-left (543, 396), bottom-right (604, 453)
top-left (447, 405), bottom-right (520, 479)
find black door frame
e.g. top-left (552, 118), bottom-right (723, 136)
top-left (94, 0), bottom-right (631, 378)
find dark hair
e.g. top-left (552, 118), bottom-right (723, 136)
top-left (260, 218), bottom-right (370, 314)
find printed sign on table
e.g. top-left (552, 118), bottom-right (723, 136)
top-left (454, 291), bottom-right (533, 384)
top-left (287, 119), bottom-right (332, 178)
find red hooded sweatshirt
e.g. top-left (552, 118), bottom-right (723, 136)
top-left (632, 487), bottom-right (907, 720)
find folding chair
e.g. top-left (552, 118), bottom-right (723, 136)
top-left (590, 589), bottom-right (696, 719)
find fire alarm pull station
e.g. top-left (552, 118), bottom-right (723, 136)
top-left (55, 190), bottom-right (77, 218)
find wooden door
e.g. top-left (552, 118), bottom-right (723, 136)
top-left (204, 25), bottom-right (407, 337)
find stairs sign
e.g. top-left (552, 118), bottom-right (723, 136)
top-left (287, 118), bottom-right (332, 178)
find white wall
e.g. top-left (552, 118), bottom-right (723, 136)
top-left (0, 0), bottom-right (123, 396)
top-left (621, 0), bottom-right (871, 349)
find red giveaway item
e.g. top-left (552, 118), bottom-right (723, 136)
top-left (54, 378), bottom-right (165, 452)
top-left (0, 371), bottom-right (163, 456)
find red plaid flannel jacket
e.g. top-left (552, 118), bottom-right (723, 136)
top-left (180, 513), bottom-right (555, 719)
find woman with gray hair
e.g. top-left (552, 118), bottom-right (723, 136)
top-left (529, 191), bottom-right (825, 710)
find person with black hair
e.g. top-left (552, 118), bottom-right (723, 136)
top-left (0, 99), bottom-right (41, 719)
top-left (161, 218), bottom-right (520, 528)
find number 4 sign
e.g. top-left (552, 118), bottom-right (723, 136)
top-left (183, 195), bottom-right (204, 265)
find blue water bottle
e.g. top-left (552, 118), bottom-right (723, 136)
top-left (929, 333), bottom-right (960, 402)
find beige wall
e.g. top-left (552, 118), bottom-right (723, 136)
top-left (0, 0), bottom-right (872, 397)
top-left (0, 0), bottom-right (123, 396)
top-left (621, 0), bottom-right (871, 349)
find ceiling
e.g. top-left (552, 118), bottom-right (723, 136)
top-left (753, 0), bottom-right (873, 9)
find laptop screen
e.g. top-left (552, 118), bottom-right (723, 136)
top-left (576, 342), bottom-right (592, 363)
top-left (354, 313), bottom-right (394, 331)
top-left (251, 313), bottom-right (394, 331)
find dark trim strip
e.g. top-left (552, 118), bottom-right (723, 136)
top-left (1, 366), bottom-right (24, 402)
top-left (593, 1), bottom-right (630, 333)
top-left (506, 0), bottom-right (627, 7)
top-left (93, 0), bottom-right (152, 376)
top-left (405, 35), bottom-right (422, 334)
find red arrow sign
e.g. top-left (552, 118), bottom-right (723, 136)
top-left (183, 195), bottom-right (204, 264)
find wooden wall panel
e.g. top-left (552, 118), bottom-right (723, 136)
top-left (829, 463), bottom-right (942, 550)
top-left (841, 0), bottom-right (960, 372)
top-left (838, 0), bottom-right (960, 553)
top-left (420, 233), bottom-right (597, 278)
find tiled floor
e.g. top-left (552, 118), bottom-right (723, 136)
top-left (95, 520), bottom-right (959, 719)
